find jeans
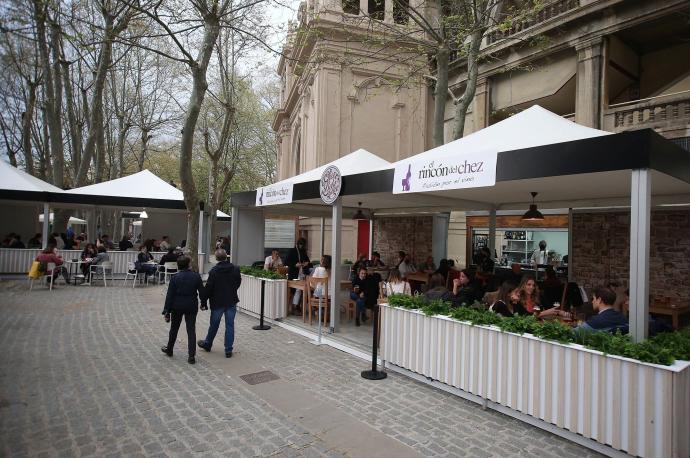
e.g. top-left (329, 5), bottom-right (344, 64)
top-left (202, 305), bottom-right (237, 353)
top-left (167, 310), bottom-right (197, 356)
top-left (350, 291), bottom-right (367, 316)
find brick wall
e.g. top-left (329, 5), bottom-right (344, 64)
top-left (572, 210), bottom-right (690, 306)
top-left (373, 216), bottom-right (433, 267)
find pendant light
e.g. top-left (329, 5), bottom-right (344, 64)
top-left (521, 192), bottom-right (544, 221)
top-left (352, 202), bottom-right (367, 220)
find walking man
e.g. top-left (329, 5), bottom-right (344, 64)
top-left (198, 249), bottom-right (242, 358)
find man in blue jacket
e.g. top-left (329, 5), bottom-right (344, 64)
top-left (198, 249), bottom-right (242, 358)
top-left (161, 255), bottom-right (204, 364)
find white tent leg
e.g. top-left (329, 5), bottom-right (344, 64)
top-left (629, 169), bottom-right (651, 342)
top-left (42, 203), bottom-right (50, 249)
top-left (330, 198), bottom-right (342, 333)
top-left (488, 207), bottom-right (497, 257)
top-left (319, 217), bottom-right (325, 260)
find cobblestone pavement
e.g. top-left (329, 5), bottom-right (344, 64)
top-left (0, 281), bottom-right (604, 457)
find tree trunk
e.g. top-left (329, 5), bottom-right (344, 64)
top-left (33, 0), bottom-right (63, 187)
top-left (40, 106), bottom-right (53, 183)
top-left (452, 29), bottom-right (483, 140)
top-left (138, 129), bottom-right (149, 171)
top-left (74, 14), bottom-right (115, 186)
top-left (432, 45), bottom-right (449, 147)
top-left (21, 82), bottom-right (37, 175)
top-left (95, 103), bottom-right (106, 182)
top-left (179, 15), bottom-right (222, 271)
top-left (117, 118), bottom-right (127, 176)
top-left (49, 20), bottom-right (65, 187)
top-left (62, 60), bottom-right (82, 175)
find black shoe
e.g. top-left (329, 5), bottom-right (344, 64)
top-left (197, 340), bottom-right (211, 352)
top-left (161, 346), bottom-right (173, 357)
top-left (355, 317), bottom-right (361, 327)
top-left (225, 351), bottom-right (232, 358)
top-left (188, 356), bottom-right (195, 364)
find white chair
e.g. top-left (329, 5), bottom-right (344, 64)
top-left (123, 262), bottom-right (147, 288)
top-left (89, 261), bottom-right (113, 286)
top-left (29, 262), bottom-right (65, 291)
top-left (159, 262), bottom-right (178, 284)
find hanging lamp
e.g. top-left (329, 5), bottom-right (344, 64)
top-left (352, 202), bottom-right (367, 220)
top-left (521, 192), bottom-right (544, 221)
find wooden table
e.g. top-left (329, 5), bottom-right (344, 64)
top-left (649, 304), bottom-right (690, 330)
top-left (287, 279), bottom-right (308, 320)
top-left (406, 271), bottom-right (430, 285)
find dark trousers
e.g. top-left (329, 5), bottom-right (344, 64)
top-left (167, 311), bottom-right (197, 356)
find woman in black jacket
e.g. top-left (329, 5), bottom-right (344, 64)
top-left (161, 256), bottom-right (205, 364)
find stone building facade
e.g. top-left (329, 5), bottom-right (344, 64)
top-left (273, 0), bottom-right (690, 265)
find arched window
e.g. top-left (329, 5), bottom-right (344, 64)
top-left (368, 0), bottom-right (384, 20)
top-left (342, 0), bottom-right (358, 14)
top-left (393, 0), bottom-right (409, 24)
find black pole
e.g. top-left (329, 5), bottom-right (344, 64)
top-left (253, 279), bottom-right (271, 331)
top-left (361, 305), bottom-right (386, 380)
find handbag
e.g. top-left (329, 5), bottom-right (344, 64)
top-left (28, 261), bottom-right (43, 279)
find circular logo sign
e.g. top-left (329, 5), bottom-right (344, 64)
top-left (320, 165), bottom-right (342, 205)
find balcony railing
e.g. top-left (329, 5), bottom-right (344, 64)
top-left (603, 90), bottom-right (690, 134)
top-left (486, 0), bottom-right (580, 45)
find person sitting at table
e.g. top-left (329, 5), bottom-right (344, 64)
top-left (119, 235), bottom-right (133, 251)
top-left (451, 269), bottom-right (478, 307)
top-left (80, 243), bottom-right (98, 276)
top-left (159, 235), bottom-right (171, 251)
top-left (35, 244), bottom-right (69, 285)
top-left (98, 234), bottom-right (115, 250)
top-left (311, 255), bottom-right (331, 298)
top-left (159, 247), bottom-right (180, 265)
top-left (351, 253), bottom-right (367, 277)
top-left (264, 249), bottom-right (283, 271)
top-left (419, 255), bottom-right (436, 273)
top-left (64, 234), bottom-right (77, 250)
top-left (383, 268), bottom-right (411, 296)
top-left (351, 266), bottom-right (380, 326)
top-left (366, 251), bottom-right (385, 268)
top-left (423, 273), bottom-right (460, 305)
top-left (575, 286), bottom-right (628, 334)
top-left (518, 275), bottom-right (541, 314)
top-left (398, 252), bottom-right (417, 279)
top-left (541, 267), bottom-right (563, 308)
top-left (286, 238), bottom-right (311, 310)
top-left (8, 234), bottom-right (25, 248)
top-left (92, 246), bottom-right (110, 265)
top-left (489, 281), bottom-right (530, 317)
top-left (136, 244), bottom-right (158, 280)
top-left (434, 258), bottom-right (451, 282)
top-left (28, 233), bottom-right (42, 249)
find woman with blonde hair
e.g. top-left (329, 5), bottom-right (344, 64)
top-left (518, 275), bottom-right (541, 313)
top-left (384, 268), bottom-right (411, 296)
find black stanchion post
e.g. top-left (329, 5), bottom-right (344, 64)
top-left (361, 304), bottom-right (386, 380)
top-left (252, 279), bottom-right (271, 331)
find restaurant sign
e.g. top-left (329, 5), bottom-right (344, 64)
top-left (255, 182), bottom-right (293, 206)
top-left (393, 149), bottom-right (498, 194)
top-left (320, 165), bottom-right (342, 205)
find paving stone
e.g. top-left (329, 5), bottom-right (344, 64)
top-left (0, 285), bottom-right (603, 458)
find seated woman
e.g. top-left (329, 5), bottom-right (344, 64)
top-left (451, 269), bottom-right (478, 307)
top-left (351, 267), bottom-right (379, 326)
top-left (423, 273), bottom-right (459, 305)
top-left (311, 255), bottom-right (331, 298)
top-left (433, 258), bottom-right (451, 282)
top-left (35, 244), bottom-right (69, 284)
top-left (383, 268), bottom-right (411, 296)
top-left (489, 281), bottom-right (529, 317)
top-left (136, 245), bottom-right (158, 280)
top-left (80, 243), bottom-right (97, 276)
top-left (518, 275), bottom-right (541, 314)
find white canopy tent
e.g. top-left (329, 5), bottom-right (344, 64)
top-left (0, 160), bottom-right (65, 248)
top-left (38, 213), bottom-right (87, 225)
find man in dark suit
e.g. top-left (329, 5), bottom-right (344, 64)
top-left (161, 255), bottom-right (204, 364)
top-left (198, 249), bottom-right (242, 358)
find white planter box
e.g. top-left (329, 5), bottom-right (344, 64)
top-left (237, 274), bottom-right (287, 320)
top-left (380, 304), bottom-right (690, 458)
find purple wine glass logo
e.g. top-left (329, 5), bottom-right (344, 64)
top-left (401, 164), bottom-right (412, 191)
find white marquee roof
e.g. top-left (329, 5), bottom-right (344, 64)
top-left (0, 160), bottom-right (63, 193)
top-left (66, 169), bottom-right (184, 200)
top-left (270, 148), bottom-right (392, 187)
top-left (392, 105), bottom-right (611, 168)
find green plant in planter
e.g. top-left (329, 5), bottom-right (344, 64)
top-left (532, 320), bottom-right (574, 343)
top-left (421, 299), bottom-right (451, 317)
top-left (343, 259), bottom-right (353, 265)
top-left (239, 266), bottom-right (284, 280)
top-left (496, 314), bottom-right (538, 335)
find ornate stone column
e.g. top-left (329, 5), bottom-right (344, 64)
top-left (575, 37), bottom-right (604, 128)
top-left (473, 77), bottom-right (490, 131)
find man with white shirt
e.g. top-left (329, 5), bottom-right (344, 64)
top-left (397, 252), bottom-right (417, 279)
top-left (530, 240), bottom-right (549, 267)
